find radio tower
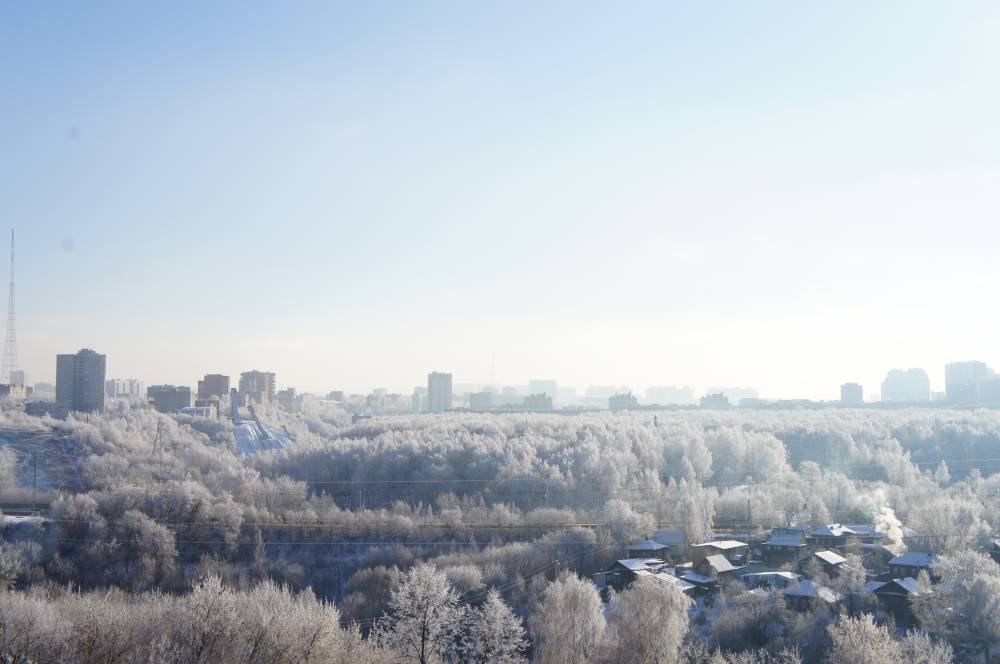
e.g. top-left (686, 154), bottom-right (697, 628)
top-left (2, 229), bottom-right (16, 385)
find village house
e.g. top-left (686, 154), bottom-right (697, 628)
top-left (740, 571), bottom-right (802, 591)
top-left (593, 558), bottom-right (668, 591)
top-left (691, 540), bottom-right (749, 565)
top-left (864, 577), bottom-right (922, 626)
top-left (888, 551), bottom-right (940, 579)
top-left (625, 539), bottom-right (673, 561)
top-left (782, 579), bottom-right (841, 612)
top-left (762, 527), bottom-right (807, 562)
top-left (809, 549), bottom-right (848, 576)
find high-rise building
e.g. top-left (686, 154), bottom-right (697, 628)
top-left (522, 393), bottom-right (553, 410)
top-left (609, 393), bottom-right (639, 410)
top-left (880, 368), bottom-right (930, 403)
top-left (276, 387), bottom-right (299, 412)
top-left (944, 361), bottom-right (995, 404)
top-left (427, 372), bottom-right (453, 412)
top-left (197, 373), bottom-right (231, 400)
top-left (56, 348), bottom-right (107, 413)
top-left (239, 370), bottom-right (275, 406)
top-left (840, 382), bottom-right (864, 405)
top-left (146, 385), bottom-right (193, 413)
top-left (528, 379), bottom-right (558, 398)
top-left (468, 391), bottom-right (493, 410)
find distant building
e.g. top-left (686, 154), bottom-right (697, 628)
top-left (609, 393), bottom-right (639, 411)
top-left (840, 382), bottom-right (864, 405)
top-left (276, 387), bottom-right (299, 412)
top-left (180, 406), bottom-right (214, 418)
top-left (327, 390), bottom-right (344, 401)
top-left (700, 393), bottom-right (731, 409)
top-left (944, 361), bottom-right (996, 405)
top-left (644, 385), bottom-right (695, 405)
top-left (239, 370), bottom-right (275, 406)
top-left (105, 378), bottom-right (144, 400)
top-left (522, 393), bottom-right (553, 411)
top-left (880, 368), bottom-right (930, 402)
top-left (528, 379), bottom-right (558, 399)
top-left (468, 391), bottom-right (493, 410)
top-left (708, 386), bottom-right (758, 403)
top-left (427, 372), bottom-right (453, 413)
top-left (56, 348), bottom-right (107, 414)
top-left (147, 385), bottom-right (192, 413)
top-left (197, 374), bottom-right (231, 401)
top-left (9, 370), bottom-right (25, 387)
top-left (411, 386), bottom-right (427, 413)
top-left (32, 382), bottom-right (55, 398)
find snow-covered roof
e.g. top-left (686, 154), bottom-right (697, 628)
top-left (627, 539), bottom-right (670, 552)
top-left (742, 571), bottom-right (801, 581)
top-left (814, 550), bottom-right (847, 566)
top-left (652, 573), bottom-right (695, 592)
top-left (811, 524), bottom-right (853, 537)
top-left (680, 571), bottom-right (716, 586)
top-left (865, 577), bottom-right (921, 595)
top-left (767, 534), bottom-right (805, 547)
top-left (843, 524), bottom-right (882, 538)
top-left (783, 580), bottom-right (840, 603)
top-left (889, 552), bottom-right (940, 568)
top-left (694, 539), bottom-right (747, 550)
top-left (702, 554), bottom-right (737, 574)
top-left (616, 558), bottom-right (666, 572)
top-left (653, 530), bottom-right (686, 547)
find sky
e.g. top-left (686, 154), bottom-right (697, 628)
top-left (2, 1), bottom-right (999, 399)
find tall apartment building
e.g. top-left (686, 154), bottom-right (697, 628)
top-left (840, 382), bottom-right (864, 405)
top-left (56, 348), bottom-right (107, 413)
top-left (239, 370), bottom-right (275, 406)
top-left (146, 385), bottom-right (193, 413)
top-left (944, 361), bottom-right (995, 404)
top-left (880, 368), bottom-right (930, 402)
top-left (198, 373), bottom-right (231, 400)
top-left (427, 372), bottom-right (453, 413)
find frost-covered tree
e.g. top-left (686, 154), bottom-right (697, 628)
top-left (380, 563), bottom-right (464, 664)
top-left (912, 552), bottom-right (1000, 659)
top-left (606, 577), bottom-right (691, 664)
top-left (463, 589), bottom-right (527, 664)
top-left (826, 614), bottom-right (901, 664)
top-left (531, 573), bottom-right (605, 664)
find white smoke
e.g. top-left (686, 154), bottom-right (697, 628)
top-left (873, 503), bottom-right (906, 556)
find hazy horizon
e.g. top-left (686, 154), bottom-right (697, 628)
top-left (3, 2), bottom-right (999, 399)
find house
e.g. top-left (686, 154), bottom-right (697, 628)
top-left (990, 539), bottom-right (1000, 565)
top-left (782, 579), bottom-right (841, 611)
top-left (653, 530), bottom-right (688, 558)
top-left (626, 539), bottom-right (672, 561)
top-left (864, 577), bottom-right (922, 626)
top-left (741, 571), bottom-right (802, 591)
top-left (888, 552), bottom-right (940, 579)
top-left (691, 540), bottom-right (749, 565)
top-left (695, 554), bottom-right (742, 582)
top-left (808, 523), bottom-right (883, 549)
top-left (595, 558), bottom-right (668, 591)
top-left (650, 572), bottom-right (697, 596)
top-left (810, 550), bottom-right (848, 575)
top-left (763, 528), bottom-right (807, 562)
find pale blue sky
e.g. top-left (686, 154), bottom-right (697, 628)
top-left (2, 1), bottom-right (999, 398)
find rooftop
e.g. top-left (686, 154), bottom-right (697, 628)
top-left (814, 550), bottom-right (847, 566)
top-left (889, 551), bottom-right (940, 568)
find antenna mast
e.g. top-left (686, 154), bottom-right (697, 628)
top-left (2, 229), bottom-right (16, 385)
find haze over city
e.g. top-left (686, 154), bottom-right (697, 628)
top-left (4, 1), bottom-right (1000, 399)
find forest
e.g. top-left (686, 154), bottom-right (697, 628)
top-left (2, 402), bottom-right (1000, 663)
